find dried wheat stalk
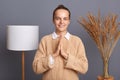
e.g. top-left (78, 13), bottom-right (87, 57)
top-left (78, 11), bottom-right (120, 78)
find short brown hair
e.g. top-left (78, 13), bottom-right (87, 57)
top-left (53, 4), bottom-right (71, 20)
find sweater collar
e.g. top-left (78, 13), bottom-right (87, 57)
top-left (52, 32), bottom-right (70, 40)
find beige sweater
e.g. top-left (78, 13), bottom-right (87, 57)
top-left (33, 34), bottom-right (88, 80)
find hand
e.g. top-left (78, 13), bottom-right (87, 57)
top-left (60, 44), bottom-right (68, 60)
top-left (52, 45), bottom-right (60, 58)
top-left (52, 35), bottom-right (62, 58)
top-left (59, 35), bottom-right (69, 60)
top-left (53, 35), bottom-right (69, 59)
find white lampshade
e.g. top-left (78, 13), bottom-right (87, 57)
top-left (7, 25), bottom-right (39, 51)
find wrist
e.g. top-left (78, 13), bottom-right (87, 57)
top-left (49, 55), bottom-right (54, 65)
top-left (48, 55), bottom-right (54, 68)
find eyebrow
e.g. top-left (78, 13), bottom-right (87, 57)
top-left (54, 16), bottom-right (69, 19)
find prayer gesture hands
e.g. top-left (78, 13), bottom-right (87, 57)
top-left (53, 35), bottom-right (68, 59)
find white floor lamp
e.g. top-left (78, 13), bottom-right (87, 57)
top-left (7, 25), bottom-right (39, 80)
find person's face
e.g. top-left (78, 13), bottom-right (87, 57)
top-left (53, 9), bottom-right (70, 33)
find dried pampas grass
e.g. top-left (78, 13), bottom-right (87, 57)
top-left (78, 11), bottom-right (120, 78)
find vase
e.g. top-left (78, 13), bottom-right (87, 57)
top-left (97, 76), bottom-right (114, 80)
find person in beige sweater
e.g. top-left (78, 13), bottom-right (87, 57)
top-left (32, 4), bottom-right (88, 80)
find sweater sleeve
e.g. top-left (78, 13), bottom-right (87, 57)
top-left (32, 38), bottom-right (54, 74)
top-left (65, 39), bottom-right (88, 74)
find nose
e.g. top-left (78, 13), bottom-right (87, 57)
top-left (60, 19), bottom-right (64, 24)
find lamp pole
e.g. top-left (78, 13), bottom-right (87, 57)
top-left (22, 51), bottom-right (25, 80)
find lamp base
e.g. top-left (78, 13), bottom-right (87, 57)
top-left (97, 76), bottom-right (114, 80)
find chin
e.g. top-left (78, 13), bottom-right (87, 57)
top-left (59, 30), bottom-right (67, 33)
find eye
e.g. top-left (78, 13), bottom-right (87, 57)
top-left (64, 17), bottom-right (69, 20)
top-left (54, 17), bottom-right (60, 20)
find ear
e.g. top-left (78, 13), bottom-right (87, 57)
top-left (68, 19), bottom-right (70, 25)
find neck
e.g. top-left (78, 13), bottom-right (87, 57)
top-left (55, 30), bottom-right (67, 36)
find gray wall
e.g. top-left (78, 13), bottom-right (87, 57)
top-left (0, 0), bottom-right (120, 80)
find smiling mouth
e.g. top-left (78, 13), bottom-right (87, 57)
top-left (59, 25), bottom-right (65, 28)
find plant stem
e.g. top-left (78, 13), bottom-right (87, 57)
top-left (103, 59), bottom-right (109, 78)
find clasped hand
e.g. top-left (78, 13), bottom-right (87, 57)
top-left (53, 35), bottom-right (68, 60)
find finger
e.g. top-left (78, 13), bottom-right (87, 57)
top-left (59, 35), bottom-right (63, 41)
top-left (58, 40), bottom-right (61, 49)
top-left (58, 37), bottom-right (62, 44)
